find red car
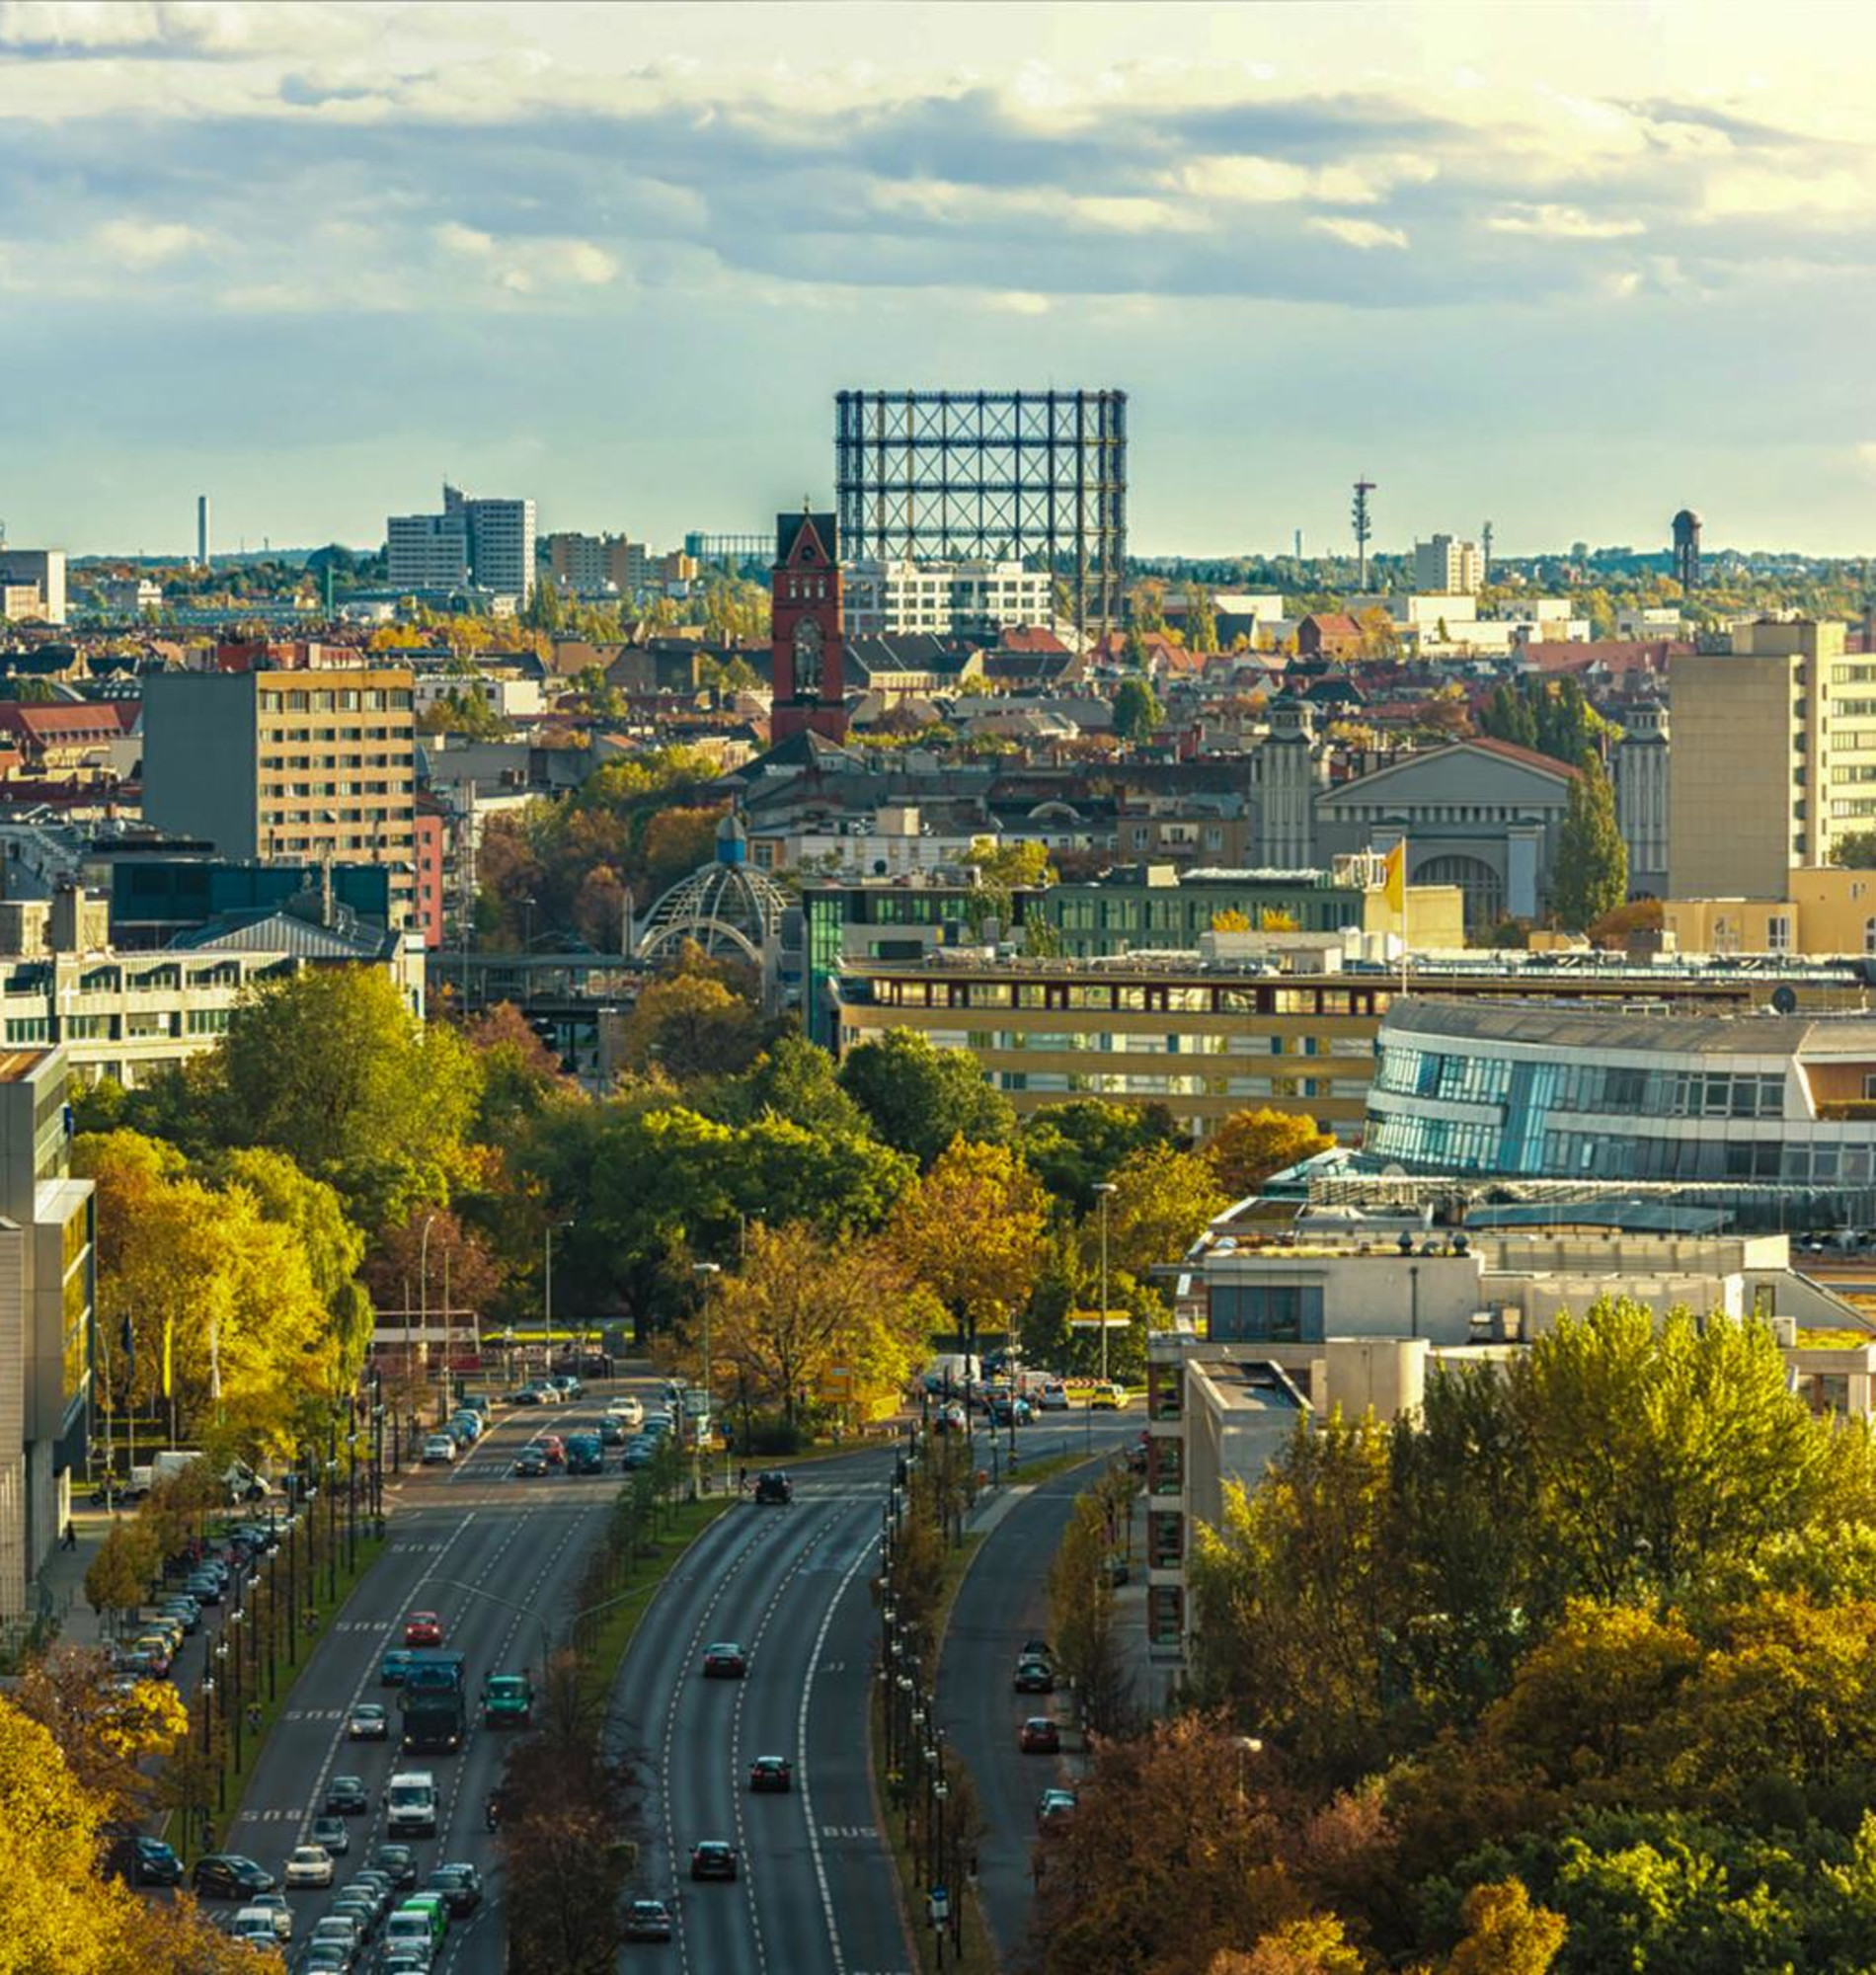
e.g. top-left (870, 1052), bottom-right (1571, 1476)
top-left (404, 1612), bottom-right (442, 1648)
top-left (702, 1642), bottom-right (746, 1680)
top-left (1019, 1715), bottom-right (1060, 1754)
top-left (539, 1434), bottom-right (566, 1466)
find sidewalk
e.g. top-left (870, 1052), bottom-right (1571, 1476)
top-left (36, 1503), bottom-right (119, 1651)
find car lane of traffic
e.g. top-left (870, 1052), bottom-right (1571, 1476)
top-left (222, 1391), bottom-right (621, 1967)
top-left (613, 1454), bottom-right (909, 1975)
top-left (937, 1413), bottom-right (1141, 1970)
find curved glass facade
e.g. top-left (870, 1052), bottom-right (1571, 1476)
top-left (1367, 1001), bottom-right (1876, 1186)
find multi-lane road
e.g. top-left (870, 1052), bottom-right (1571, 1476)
top-left (207, 1383), bottom-right (1141, 1972)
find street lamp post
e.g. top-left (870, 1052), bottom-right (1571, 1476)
top-left (418, 1211), bottom-right (437, 1401)
top-left (692, 1262), bottom-right (720, 1495)
top-left (1094, 1181), bottom-right (1117, 1385)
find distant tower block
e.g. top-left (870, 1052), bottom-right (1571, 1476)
top-left (1672, 509), bottom-right (1702, 591)
top-left (1352, 478), bottom-right (1376, 590)
top-left (1481, 519), bottom-right (1494, 579)
top-left (197, 495), bottom-right (211, 571)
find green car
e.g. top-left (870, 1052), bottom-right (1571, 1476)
top-left (482, 1672), bottom-right (533, 1728)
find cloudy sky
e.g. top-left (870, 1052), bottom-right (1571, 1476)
top-left (4, 0), bottom-right (1875, 558)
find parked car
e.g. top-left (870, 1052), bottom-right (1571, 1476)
top-left (690, 1841), bottom-right (738, 1881)
top-left (107, 1834), bottom-right (183, 1887)
top-left (192, 1854), bottom-right (274, 1900)
top-left (748, 1754), bottom-right (793, 1792)
top-left (702, 1641), bottom-right (746, 1679)
top-left (1019, 1715), bottom-right (1060, 1754)
top-left (1037, 1787), bottom-right (1078, 1829)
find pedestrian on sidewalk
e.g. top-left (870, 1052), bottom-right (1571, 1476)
top-left (60, 1519), bottom-right (76, 1551)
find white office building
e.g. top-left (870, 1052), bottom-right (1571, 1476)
top-left (0, 550), bottom-right (67, 627)
top-left (844, 557), bottom-right (1057, 637)
top-left (1413, 534), bottom-right (1485, 596)
top-left (386, 486), bottom-right (535, 602)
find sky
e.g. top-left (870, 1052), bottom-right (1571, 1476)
top-left (4, 0), bottom-right (1876, 559)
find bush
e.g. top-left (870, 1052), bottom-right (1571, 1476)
top-left (739, 1412), bottom-right (811, 1456)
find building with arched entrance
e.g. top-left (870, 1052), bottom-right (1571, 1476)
top-left (1311, 739), bottom-right (1579, 929)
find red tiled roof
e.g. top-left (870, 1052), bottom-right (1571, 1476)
top-left (996, 626), bottom-right (1070, 654)
top-left (1301, 613), bottom-right (1363, 638)
top-left (1523, 639), bottom-right (1689, 676)
top-left (0, 702), bottom-right (134, 740)
top-left (1467, 736), bottom-right (1584, 778)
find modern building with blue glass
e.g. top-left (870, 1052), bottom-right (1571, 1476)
top-left (1367, 999), bottom-right (1876, 1199)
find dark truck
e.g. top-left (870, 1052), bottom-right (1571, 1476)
top-left (564, 1432), bottom-right (604, 1475)
top-left (482, 1671), bottom-right (533, 1729)
top-left (400, 1651), bottom-right (467, 1753)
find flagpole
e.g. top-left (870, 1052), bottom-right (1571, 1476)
top-left (1399, 838), bottom-right (1409, 995)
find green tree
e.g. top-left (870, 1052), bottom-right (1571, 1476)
top-left (616, 969), bottom-right (764, 1085)
top-left (217, 967), bottom-right (482, 1221)
top-left (1105, 1143), bottom-right (1228, 1280)
top-left (1022, 1100), bottom-right (1182, 1215)
top-left (1480, 681), bottom-right (1539, 751)
top-left (838, 1030), bottom-right (1015, 1167)
top-left (887, 1136), bottom-right (1048, 1352)
top-left (1205, 1108), bottom-right (1334, 1199)
top-left (1445, 1879), bottom-right (1567, 1975)
top-left (1114, 676), bottom-right (1163, 743)
top-left (709, 1031), bottom-right (872, 1139)
top-left (1050, 1473), bottom-right (1138, 1732)
top-left (1550, 752), bottom-right (1627, 931)
top-left (1831, 829), bottom-right (1876, 868)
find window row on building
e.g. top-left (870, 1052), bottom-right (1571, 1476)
top-left (1372, 1045), bottom-right (1787, 1122)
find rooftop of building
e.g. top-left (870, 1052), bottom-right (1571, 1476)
top-left (1383, 996), bottom-right (1876, 1055)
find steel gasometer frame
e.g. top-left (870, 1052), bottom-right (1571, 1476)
top-left (833, 388), bottom-right (1128, 639)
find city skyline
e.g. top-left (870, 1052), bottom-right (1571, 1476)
top-left (5, 0), bottom-right (1875, 555)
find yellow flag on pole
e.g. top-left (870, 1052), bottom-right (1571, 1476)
top-left (1382, 839), bottom-right (1406, 919)
top-left (161, 1314), bottom-right (173, 1400)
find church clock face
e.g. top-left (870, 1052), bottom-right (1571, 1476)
top-left (792, 614), bottom-right (823, 677)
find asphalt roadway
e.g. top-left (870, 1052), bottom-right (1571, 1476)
top-left (222, 1386), bottom-right (632, 1972)
top-left (612, 1445), bottom-right (913, 1975)
top-left (937, 1411), bottom-right (1142, 1974)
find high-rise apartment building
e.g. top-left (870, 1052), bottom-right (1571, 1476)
top-left (545, 531), bottom-right (650, 596)
top-left (1412, 534), bottom-right (1485, 596)
top-left (0, 550), bottom-right (67, 626)
top-left (1670, 619), bottom-right (1876, 898)
top-left (843, 557), bottom-right (1057, 636)
top-left (385, 485), bottom-right (535, 601)
top-left (386, 510), bottom-right (470, 591)
top-left (141, 666), bottom-right (419, 919)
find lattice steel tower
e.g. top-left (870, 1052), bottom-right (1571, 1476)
top-left (834, 388), bottom-right (1128, 638)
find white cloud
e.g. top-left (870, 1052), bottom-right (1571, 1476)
top-left (1488, 202), bottom-right (1645, 240)
top-left (1308, 215), bottom-right (1408, 251)
top-left (92, 217), bottom-right (210, 265)
top-left (1701, 165), bottom-right (1871, 222)
top-left (982, 288), bottom-right (1051, 315)
top-left (434, 221), bottom-right (618, 294)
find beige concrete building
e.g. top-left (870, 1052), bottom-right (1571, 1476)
top-left (1665, 866), bottom-right (1876, 957)
top-left (1670, 619), bottom-right (1876, 898)
top-left (1143, 1222), bottom-right (1875, 1681)
top-left (141, 667), bottom-right (418, 922)
top-left (831, 946), bottom-right (1816, 1143)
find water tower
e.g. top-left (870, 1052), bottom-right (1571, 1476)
top-left (1672, 509), bottom-right (1701, 590)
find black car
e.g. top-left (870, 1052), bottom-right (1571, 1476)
top-left (749, 1755), bottom-right (793, 1792)
top-left (690, 1841), bottom-right (738, 1881)
top-left (597, 1417), bottom-right (626, 1447)
top-left (427, 1861), bottom-right (483, 1918)
top-left (192, 1853), bottom-right (274, 1899)
top-left (323, 1775), bottom-right (370, 1816)
top-left (107, 1834), bottom-right (183, 1887)
top-left (1013, 1658), bottom-right (1055, 1694)
top-left (753, 1469), bottom-right (792, 1505)
top-left (370, 1843), bottom-right (419, 1889)
top-left (512, 1446), bottom-right (549, 1478)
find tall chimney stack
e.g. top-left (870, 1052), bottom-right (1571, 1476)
top-left (197, 495), bottom-right (210, 572)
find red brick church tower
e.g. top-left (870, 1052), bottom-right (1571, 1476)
top-left (769, 508), bottom-right (849, 743)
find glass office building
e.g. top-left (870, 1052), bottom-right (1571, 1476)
top-left (1368, 999), bottom-right (1876, 1189)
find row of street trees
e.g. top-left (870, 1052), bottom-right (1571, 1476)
top-left (1030, 1300), bottom-right (1876, 1973)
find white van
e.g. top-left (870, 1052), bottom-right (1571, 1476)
top-left (386, 1770), bottom-right (438, 1838)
